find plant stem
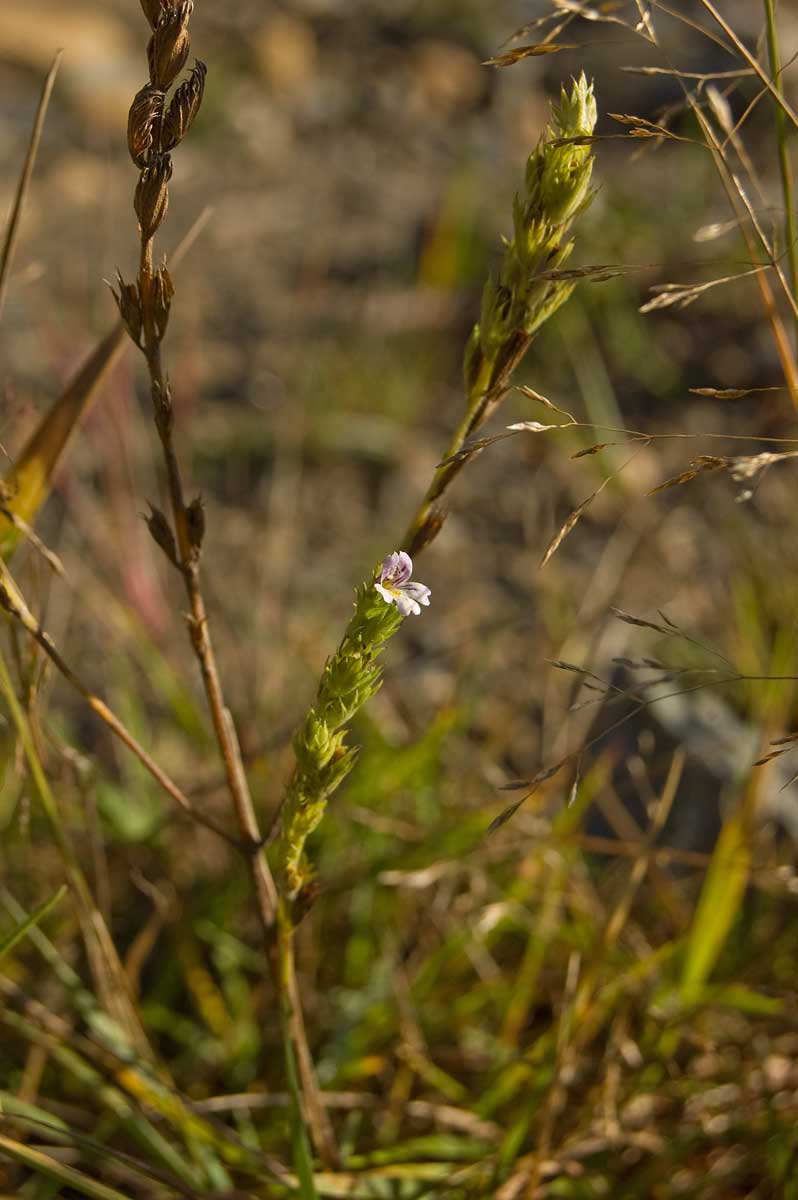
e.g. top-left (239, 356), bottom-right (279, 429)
top-left (139, 233), bottom-right (279, 906)
top-left (138, 195), bottom-right (335, 1172)
top-left (763, 0), bottom-right (798, 352)
top-left (0, 560), bottom-right (232, 843)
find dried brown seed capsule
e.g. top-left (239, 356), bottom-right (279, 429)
top-left (161, 60), bottom-right (207, 152)
top-left (111, 272), bottom-right (143, 348)
top-left (152, 378), bottom-right (173, 437)
top-left (145, 503), bottom-right (178, 566)
top-left (151, 264), bottom-right (174, 341)
top-left (127, 84), bottom-right (165, 168)
top-left (140, 0), bottom-right (167, 30)
top-left (147, 2), bottom-right (193, 91)
top-left (134, 154), bottom-right (173, 239)
top-left (186, 495), bottom-right (205, 560)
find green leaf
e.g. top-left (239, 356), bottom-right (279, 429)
top-left (0, 1133), bottom-right (130, 1200)
top-left (0, 885), bottom-right (66, 961)
top-left (681, 809), bottom-right (750, 997)
top-left (0, 327), bottom-right (126, 560)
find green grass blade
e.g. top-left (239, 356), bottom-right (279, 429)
top-left (681, 808), bottom-right (750, 998)
top-left (0, 326), bottom-right (127, 560)
top-left (285, 1028), bottom-right (320, 1200)
top-left (0, 1133), bottom-right (130, 1200)
top-left (0, 885), bottom-right (66, 961)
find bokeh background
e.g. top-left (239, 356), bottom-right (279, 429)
top-left (3, 1), bottom-right (798, 1196)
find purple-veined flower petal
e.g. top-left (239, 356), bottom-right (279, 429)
top-left (380, 550), bottom-right (412, 586)
top-left (375, 551), bottom-right (430, 617)
top-left (401, 582), bottom-right (431, 606)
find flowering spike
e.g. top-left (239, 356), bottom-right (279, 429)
top-left (127, 84), bottom-right (165, 168)
top-left (147, 2), bottom-right (193, 91)
top-left (375, 551), bottom-right (431, 617)
top-left (162, 60), bottom-right (207, 152)
top-left (134, 154), bottom-right (172, 239)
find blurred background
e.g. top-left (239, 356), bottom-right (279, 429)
top-left (3, 1), bottom-right (798, 1195)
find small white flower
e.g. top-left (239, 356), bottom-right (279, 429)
top-left (375, 551), bottom-right (431, 617)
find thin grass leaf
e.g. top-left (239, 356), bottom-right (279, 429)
top-left (0, 52), bottom-right (61, 321)
top-left (0, 885), bottom-right (66, 961)
top-left (571, 440), bottom-right (627, 457)
top-left (688, 386), bottom-right (780, 399)
top-left (647, 455), bottom-right (727, 494)
top-left (484, 43), bottom-right (577, 66)
top-left (0, 1133), bottom-right (130, 1200)
top-left (640, 268), bottom-right (764, 314)
top-left (0, 327), bottom-right (127, 560)
top-left (681, 809), bottom-right (751, 998)
top-left (610, 608), bottom-right (680, 637)
top-left (0, 207), bottom-right (212, 561)
top-left (285, 1029), bottom-right (319, 1200)
top-left (540, 476), bottom-right (610, 567)
top-left (515, 384), bottom-right (577, 421)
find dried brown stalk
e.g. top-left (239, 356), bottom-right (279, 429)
top-left (118, 1), bottom-right (337, 1165)
top-left (0, 52), bottom-right (61, 321)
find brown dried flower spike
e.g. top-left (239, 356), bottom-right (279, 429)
top-left (140, 0), bottom-right (167, 30)
top-left (134, 154), bottom-right (173, 240)
top-left (147, 2), bottom-right (193, 91)
top-left (112, 272), bottom-right (143, 347)
top-left (162, 61), bottom-right (207, 153)
top-left (127, 84), bottom-right (165, 168)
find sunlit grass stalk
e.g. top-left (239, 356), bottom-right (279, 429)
top-left (763, 0), bottom-right (798, 350)
top-left (272, 77), bottom-right (597, 909)
top-left (0, 53), bottom-right (61, 320)
top-left (403, 74), bottom-right (597, 556)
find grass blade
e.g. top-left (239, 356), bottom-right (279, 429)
top-left (681, 807), bottom-right (751, 997)
top-left (0, 885), bottom-right (66, 961)
top-left (0, 327), bottom-right (127, 559)
top-left (0, 52), bottom-right (61, 321)
top-left (0, 1132), bottom-right (130, 1200)
top-left (0, 206), bottom-right (211, 561)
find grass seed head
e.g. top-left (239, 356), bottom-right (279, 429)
top-left (134, 154), bottom-right (173, 240)
top-left (112, 272), bottom-right (143, 348)
top-left (147, 2), bottom-right (193, 91)
top-left (127, 84), bottom-right (165, 168)
top-left (140, 0), bottom-right (168, 31)
top-left (151, 264), bottom-right (174, 341)
top-left (145, 503), bottom-right (178, 565)
top-left (162, 60), bottom-right (207, 153)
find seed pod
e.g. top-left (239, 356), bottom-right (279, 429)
top-left (111, 272), bottom-right (143, 348)
top-left (151, 264), bottom-right (174, 341)
top-left (134, 154), bottom-right (173, 239)
top-left (145, 503), bottom-right (178, 566)
top-left (152, 378), bottom-right (173, 437)
top-left (140, 0), bottom-right (166, 30)
top-left (147, 2), bottom-right (193, 91)
top-left (186, 495), bottom-right (205, 560)
top-left (161, 60), bottom-right (206, 152)
top-left (127, 84), bottom-right (165, 168)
